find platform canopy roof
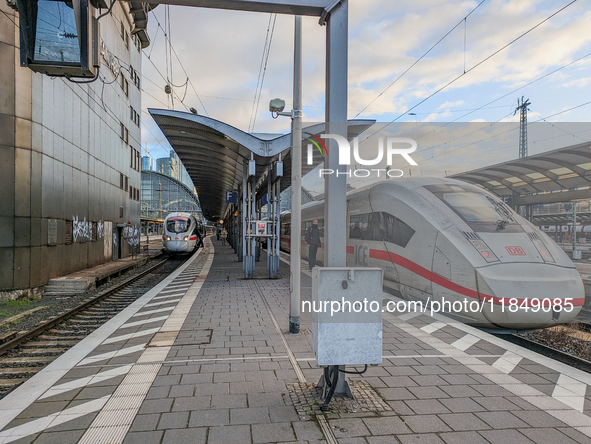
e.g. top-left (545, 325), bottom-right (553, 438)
top-left (149, 109), bottom-right (374, 220)
top-left (450, 141), bottom-right (591, 206)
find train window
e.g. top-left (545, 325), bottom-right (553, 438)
top-left (166, 217), bottom-right (190, 234)
top-left (443, 193), bottom-right (507, 223)
top-left (349, 214), bottom-right (368, 239)
top-left (349, 212), bottom-right (414, 247)
top-left (317, 219), bottom-right (324, 237)
top-left (381, 212), bottom-right (415, 248)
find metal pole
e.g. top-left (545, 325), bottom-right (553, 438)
top-left (290, 15), bottom-right (303, 334)
top-left (324, 0), bottom-right (348, 268)
top-left (324, 0), bottom-right (349, 396)
top-left (573, 202), bottom-right (577, 255)
top-left (267, 166), bottom-right (272, 270)
top-left (242, 161), bottom-right (247, 268)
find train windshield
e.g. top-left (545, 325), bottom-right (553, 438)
top-left (443, 193), bottom-right (510, 223)
top-left (166, 217), bottom-right (190, 234)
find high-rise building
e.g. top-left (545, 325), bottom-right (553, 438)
top-left (142, 156), bottom-right (153, 171)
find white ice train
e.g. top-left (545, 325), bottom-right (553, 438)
top-left (280, 178), bottom-right (585, 332)
top-left (162, 212), bottom-right (201, 254)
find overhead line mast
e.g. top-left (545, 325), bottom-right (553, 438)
top-left (515, 96), bottom-right (531, 158)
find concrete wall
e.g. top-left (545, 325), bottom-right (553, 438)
top-left (0, 1), bottom-right (144, 292)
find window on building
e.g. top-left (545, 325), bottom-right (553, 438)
top-left (120, 73), bottom-right (129, 97)
top-left (120, 173), bottom-right (124, 189)
top-left (120, 123), bottom-right (129, 145)
top-left (124, 176), bottom-right (128, 192)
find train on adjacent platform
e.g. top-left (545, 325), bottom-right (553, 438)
top-left (280, 178), bottom-right (585, 332)
top-left (162, 212), bottom-right (202, 254)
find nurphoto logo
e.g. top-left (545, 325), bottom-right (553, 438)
top-left (304, 133), bottom-right (418, 178)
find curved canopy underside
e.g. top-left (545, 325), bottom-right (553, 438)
top-left (450, 141), bottom-right (591, 205)
top-left (149, 109), bottom-right (374, 219)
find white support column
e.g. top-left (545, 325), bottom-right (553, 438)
top-left (322, 0), bottom-right (350, 397)
top-left (290, 15), bottom-right (303, 334)
top-left (323, 0), bottom-right (348, 268)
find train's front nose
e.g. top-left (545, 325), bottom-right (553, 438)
top-left (476, 263), bottom-right (584, 330)
top-left (166, 239), bottom-right (188, 252)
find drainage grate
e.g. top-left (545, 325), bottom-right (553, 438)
top-left (288, 379), bottom-right (392, 416)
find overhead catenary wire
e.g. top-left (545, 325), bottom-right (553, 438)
top-left (354, 0), bottom-right (487, 118)
top-left (248, 13), bottom-right (277, 133)
top-left (147, 10), bottom-right (209, 116)
top-left (360, 0), bottom-right (580, 144)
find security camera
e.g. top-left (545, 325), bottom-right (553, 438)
top-left (269, 98), bottom-right (286, 113)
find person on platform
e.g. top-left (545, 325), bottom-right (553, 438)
top-left (221, 228), bottom-right (227, 246)
top-left (305, 220), bottom-right (321, 270)
top-left (196, 227), bottom-right (204, 249)
top-left (217, 227), bottom-right (221, 241)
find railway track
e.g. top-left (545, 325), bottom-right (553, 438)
top-left (0, 255), bottom-right (186, 398)
top-left (500, 333), bottom-right (591, 374)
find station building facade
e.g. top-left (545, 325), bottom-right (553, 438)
top-left (140, 170), bottom-right (202, 235)
top-left (0, 0), bottom-right (150, 295)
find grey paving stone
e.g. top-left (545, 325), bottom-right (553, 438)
top-left (439, 398), bottom-right (486, 413)
top-left (367, 436), bottom-right (403, 444)
top-left (31, 429), bottom-right (85, 444)
top-left (157, 411), bottom-right (189, 429)
top-left (376, 387), bottom-right (416, 401)
top-left (162, 427), bottom-right (207, 444)
top-left (168, 384), bottom-right (195, 397)
top-left (129, 413), bottom-right (161, 432)
top-left (329, 418), bottom-right (371, 438)
top-left (439, 431), bottom-right (490, 444)
top-left (171, 396), bottom-right (211, 412)
top-left (511, 410), bottom-right (568, 428)
top-left (180, 372), bottom-right (213, 384)
top-left (409, 375), bottom-right (449, 386)
top-left (401, 415), bottom-right (451, 433)
top-left (194, 382), bottom-right (230, 396)
top-left (407, 386), bottom-right (449, 399)
top-left (18, 401), bottom-right (70, 418)
top-left (231, 407), bottom-right (270, 424)
top-left (387, 401), bottom-right (415, 416)
top-left (292, 421), bottom-right (324, 441)
top-left (230, 381), bottom-right (265, 394)
top-left (381, 376), bottom-right (418, 387)
top-left (208, 424), bottom-right (251, 444)
top-left (519, 428), bottom-right (579, 444)
top-left (145, 386), bottom-right (171, 400)
top-left (211, 393), bottom-right (248, 409)
top-left (397, 434), bottom-right (446, 444)
top-left (269, 406), bottom-right (300, 423)
top-left (404, 399), bottom-right (450, 415)
top-left (470, 384), bottom-right (514, 397)
top-left (479, 429), bottom-right (535, 444)
top-left (558, 427), bottom-right (591, 444)
top-left (472, 396), bottom-right (521, 411)
top-left (248, 393), bottom-right (287, 407)
top-left (138, 398), bottom-right (173, 415)
top-left (440, 374), bottom-right (479, 385)
top-left (122, 431), bottom-right (164, 444)
top-left (252, 422), bottom-right (296, 443)
top-left (438, 413), bottom-right (491, 431)
top-left (363, 416), bottom-right (410, 435)
top-left (439, 385), bottom-right (482, 398)
top-left (475, 411), bottom-right (530, 429)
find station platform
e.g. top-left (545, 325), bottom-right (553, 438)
top-left (1, 238), bottom-right (591, 444)
top-left (42, 240), bottom-right (164, 297)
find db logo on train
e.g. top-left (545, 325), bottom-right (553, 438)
top-left (506, 246), bottom-right (526, 255)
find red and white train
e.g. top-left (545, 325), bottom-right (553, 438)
top-left (280, 178), bottom-right (584, 332)
top-left (162, 212), bottom-right (201, 254)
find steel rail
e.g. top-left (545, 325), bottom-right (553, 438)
top-left (0, 257), bottom-right (169, 356)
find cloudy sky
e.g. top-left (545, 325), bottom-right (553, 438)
top-left (141, 0), bottom-right (591, 183)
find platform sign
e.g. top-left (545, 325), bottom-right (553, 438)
top-left (226, 191), bottom-right (237, 203)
